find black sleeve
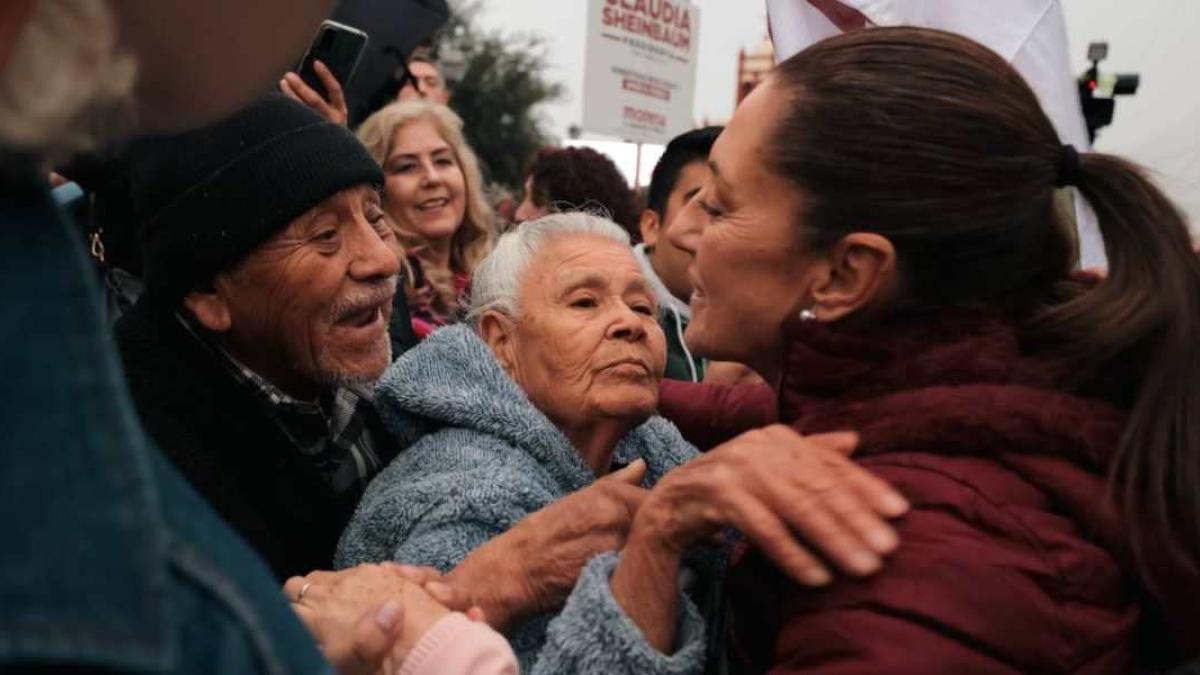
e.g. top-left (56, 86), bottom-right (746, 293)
top-left (388, 284), bottom-right (418, 358)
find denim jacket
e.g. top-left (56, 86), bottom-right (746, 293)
top-left (0, 161), bottom-right (331, 675)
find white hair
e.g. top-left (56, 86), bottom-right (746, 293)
top-left (0, 0), bottom-right (138, 162)
top-left (466, 211), bottom-right (631, 325)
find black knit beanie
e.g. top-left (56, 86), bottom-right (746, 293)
top-left (128, 93), bottom-right (384, 306)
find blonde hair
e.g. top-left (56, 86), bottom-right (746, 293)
top-left (357, 100), bottom-right (494, 278)
top-left (0, 0), bottom-right (138, 162)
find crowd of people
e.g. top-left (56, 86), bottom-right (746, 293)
top-left (3, 1), bottom-right (1200, 674)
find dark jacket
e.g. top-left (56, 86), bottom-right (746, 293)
top-left (114, 298), bottom-right (398, 579)
top-left (0, 167), bottom-right (329, 674)
top-left (664, 310), bottom-right (1197, 672)
top-left (389, 284), bottom-right (418, 358)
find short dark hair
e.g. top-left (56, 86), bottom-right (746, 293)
top-left (645, 126), bottom-right (722, 218)
top-left (524, 146), bottom-right (638, 238)
top-left (407, 46), bottom-right (437, 67)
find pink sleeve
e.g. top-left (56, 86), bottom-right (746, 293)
top-left (399, 612), bottom-right (518, 675)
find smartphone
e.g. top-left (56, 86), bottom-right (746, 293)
top-left (296, 20), bottom-right (369, 100)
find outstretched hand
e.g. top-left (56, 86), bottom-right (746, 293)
top-left (635, 425), bottom-right (908, 585)
top-left (400, 459), bottom-right (651, 632)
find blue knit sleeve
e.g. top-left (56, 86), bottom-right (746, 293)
top-left (529, 551), bottom-right (707, 675)
top-left (380, 465), bottom-right (554, 571)
top-left (335, 429), bottom-right (557, 570)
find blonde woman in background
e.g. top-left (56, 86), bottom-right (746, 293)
top-left (357, 100), bottom-right (494, 339)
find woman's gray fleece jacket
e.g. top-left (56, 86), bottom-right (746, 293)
top-left (336, 324), bottom-right (708, 674)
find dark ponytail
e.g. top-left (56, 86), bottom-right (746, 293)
top-left (1035, 152), bottom-right (1200, 583)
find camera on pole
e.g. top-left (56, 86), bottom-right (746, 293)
top-left (1078, 42), bottom-right (1140, 143)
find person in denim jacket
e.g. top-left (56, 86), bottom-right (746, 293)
top-left (0, 1), bottom-right (399, 673)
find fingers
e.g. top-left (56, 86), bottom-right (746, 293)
top-left (387, 563), bottom-right (475, 612)
top-left (423, 579), bottom-right (472, 612)
top-left (424, 581), bottom-right (454, 605)
top-left (283, 575), bottom-right (308, 601)
top-left (774, 475), bottom-right (886, 575)
top-left (604, 458), bottom-right (647, 485)
top-left (770, 437), bottom-right (902, 571)
top-left (281, 72), bottom-right (324, 109)
top-left (283, 576), bottom-right (328, 604)
top-left (465, 606), bottom-right (487, 623)
top-left (279, 76), bottom-right (301, 103)
top-left (819, 470), bottom-right (901, 555)
top-left (280, 71), bottom-right (344, 125)
top-left (773, 425), bottom-right (907, 520)
top-left (303, 600), bottom-right (407, 675)
top-left (804, 430), bottom-right (860, 457)
top-left (832, 452), bottom-right (909, 518)
top-left (314, 60), bottom-right (347, 110)
top-left (732, 498), bottom-right (832, 586)
top-left (347, 600), bottom-right (405, 674)
top-left (686, 425), bottom-right (907, 583)
top-left (610, 482), bottom-right (650, 511)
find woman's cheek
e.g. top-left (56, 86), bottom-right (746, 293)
top-left (385, 179), bottom-right (412, 214)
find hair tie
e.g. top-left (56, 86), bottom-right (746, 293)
top-left (1055, 144), bottom-right (1082, 188)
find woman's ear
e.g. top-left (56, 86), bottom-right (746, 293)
top-left (478, 310), bottom-right (519, 374)
top-left (809, 233), bottom-right (897, 322)
top-left (182, 289), bottom-right (233, 332)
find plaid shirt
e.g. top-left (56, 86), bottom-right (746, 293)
top-left (179, 315), bottom-right (387, 499)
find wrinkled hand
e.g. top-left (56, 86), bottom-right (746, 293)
top-left (284, 563), bottom-right (453, 675)
top-left (634, 425), bottom-right (908, 585)
top-left (389, 564), bottom-right (488, 624)
top-left (280, 60), bottom-right (348, 125)
top-left (435, 459), bottom-right (650, 631)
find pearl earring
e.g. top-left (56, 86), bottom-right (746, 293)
top-left (799, 307), bottom-right (818, 322)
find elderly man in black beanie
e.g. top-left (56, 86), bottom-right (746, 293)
top-left (115, 93), bottom-right (404, 579)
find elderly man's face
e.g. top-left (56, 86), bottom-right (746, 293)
top-left (489, 235), bottom-right (667, 431)
top-left (186, 185), bottom-right (399, 400)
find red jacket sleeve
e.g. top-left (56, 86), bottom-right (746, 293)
top-left (657, 380), bottom-right (777, 450)
top-left (726, 456), bottom-right (1140, 674)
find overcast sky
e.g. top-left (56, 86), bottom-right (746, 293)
top-left (473, 1), bottom-right (1200, 228)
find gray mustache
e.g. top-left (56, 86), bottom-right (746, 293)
top-left (331, 276), bottom-right (398, 322)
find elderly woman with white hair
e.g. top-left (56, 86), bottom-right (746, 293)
top-left (337, 212), bottom-right (907, 673)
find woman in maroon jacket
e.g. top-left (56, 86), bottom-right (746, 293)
top-left (613, 27), bottom-right (1200, 673)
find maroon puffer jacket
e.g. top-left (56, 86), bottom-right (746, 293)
top-left (663, 310), bottom-right (1198, 673)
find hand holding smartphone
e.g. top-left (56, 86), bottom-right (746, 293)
top-left (281, 20), bottom-right (368, 125)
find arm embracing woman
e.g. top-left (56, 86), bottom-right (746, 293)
top-left (610, 425), bottom-right (910, 652)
